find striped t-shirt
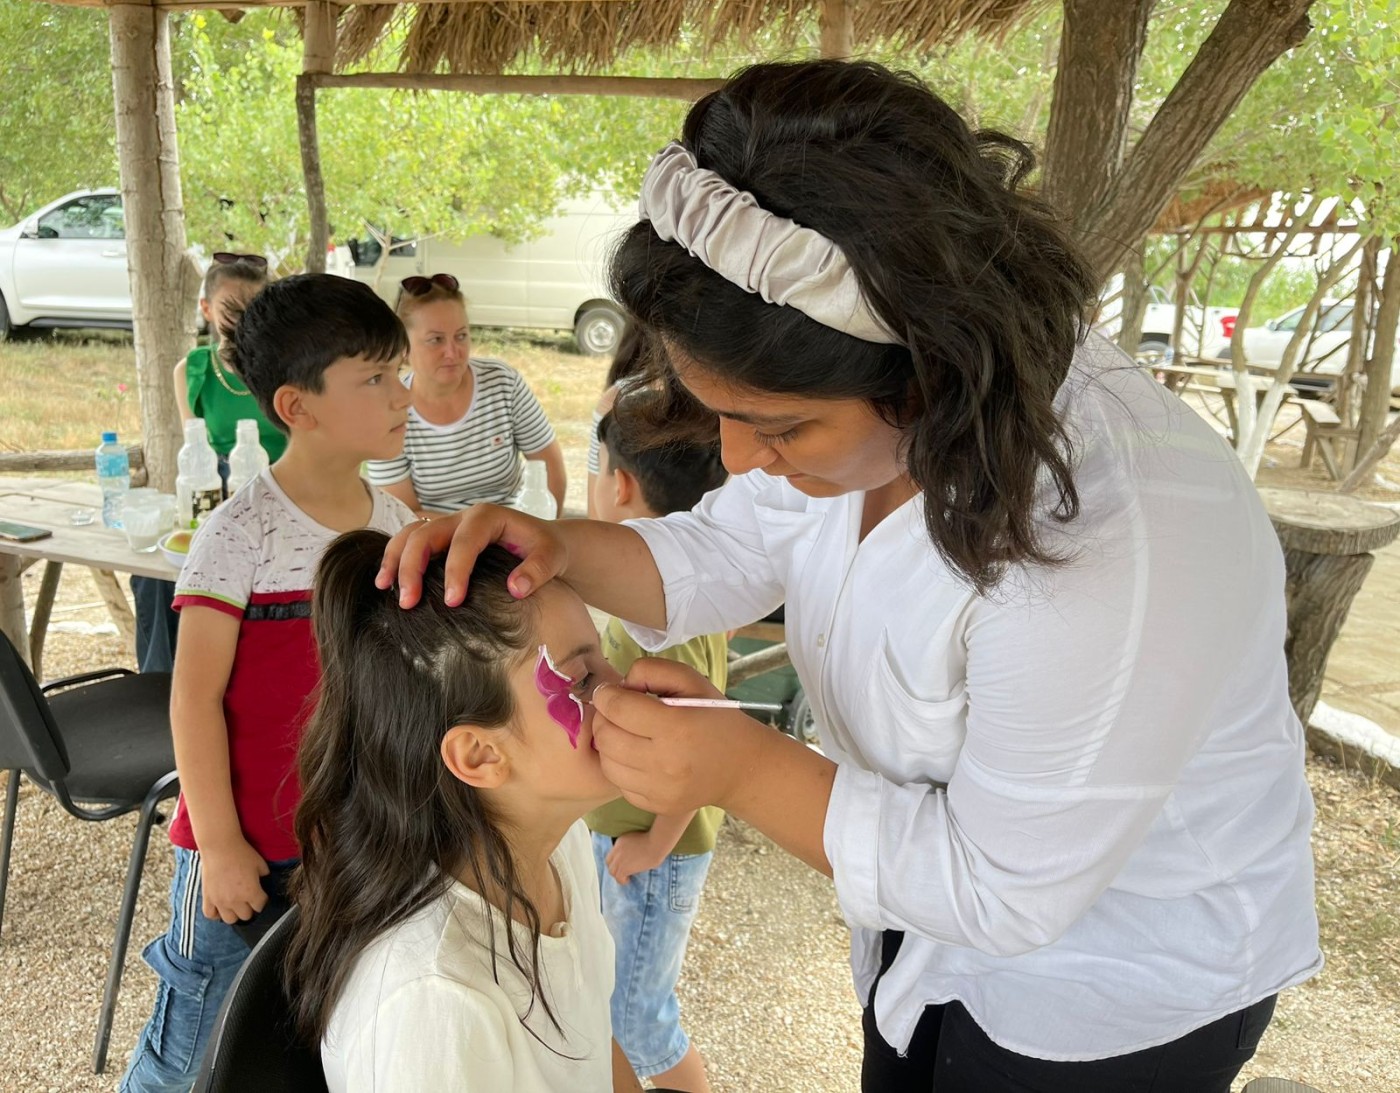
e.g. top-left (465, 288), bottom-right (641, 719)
top-left (365, 357), bottom-right (556, 512)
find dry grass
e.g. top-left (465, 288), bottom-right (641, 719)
top-left (0, 333), bottom-right (141, 454)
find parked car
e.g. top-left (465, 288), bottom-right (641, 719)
top-left (0, 189), bottom-right (134, 339)
top-left (347, 194), bottom-right (634, 356)
top-left (1093, 279), bottom-right (1237, 366)
top-left (1206, 301), bottom-right (1400, 397)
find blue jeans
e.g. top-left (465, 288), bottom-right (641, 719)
top-left (592, 832), bottom-right (712, 1079)
top-left (121, 846), bottom-right (296, 1093)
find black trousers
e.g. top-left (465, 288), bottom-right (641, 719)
top-left (862, 931), bottom-right (1276, 1093)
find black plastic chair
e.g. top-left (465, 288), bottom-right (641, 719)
top-left (0, 631), bottom-right (178, 1073)
top-left (194, 904), bottom-right (328, 1093)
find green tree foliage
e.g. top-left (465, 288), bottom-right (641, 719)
top-left (0, 0), bottom-right (117, 222)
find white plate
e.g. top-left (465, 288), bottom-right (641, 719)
top-left (158, 531), bottom-right (194, 569)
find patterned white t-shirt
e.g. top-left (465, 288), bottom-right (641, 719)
top-left (169, 470), bottom-right (416, 860)
top-left (365, 357), bottom-right (555, 512)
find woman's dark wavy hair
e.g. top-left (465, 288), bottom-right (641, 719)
top-left (284, 529), bottom-right (562, 1045)
top-left (610, 60), bottom-right (1098, 592)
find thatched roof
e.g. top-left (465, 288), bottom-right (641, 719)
top-left (326, 0), bottom-right (1048, 76)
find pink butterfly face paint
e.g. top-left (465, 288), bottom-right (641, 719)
top-left (534, 644), bottom-right (585, 750)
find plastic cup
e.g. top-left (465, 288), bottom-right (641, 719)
top-left (121, 492), bottom-right (167, 552)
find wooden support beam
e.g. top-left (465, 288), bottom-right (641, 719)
top-left (308, 72), bottom-right (726, 100)
top-left (303, 0), bottom-right (337, 73)
top-left (819, 0), bottom-right (853, 59)
top-left (298, 1), bottom-right (337, 273)
top-left (29, 562), bottom-right (62, 683)
top-left (0, 446), bottom-right (148, 487)
top-left (109, 4), bottom-right (195, 493)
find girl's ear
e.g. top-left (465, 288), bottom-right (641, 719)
top-left (441, 724), bottom-right (509, 789)
top-left (199, 298), bottom-right (213, 322)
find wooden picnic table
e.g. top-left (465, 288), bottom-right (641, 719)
top-left (0, 476), bottom-right (178, 681)
top-left (1151, 361), bottom-right (1300, 441)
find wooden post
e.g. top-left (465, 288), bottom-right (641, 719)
top-left (298, 2), bottom-right (337, 275)
top-left (29, 561), bottom-right (62, 683)
top-left (1259, 487), bottom-right (1400, 729)
top-left (109, 5), bottom-right (194, 494)
top-left (819, 0), bottom-right (853, 59)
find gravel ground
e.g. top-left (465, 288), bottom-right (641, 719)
top-left (2, 571), bottom-right (1397, 1092)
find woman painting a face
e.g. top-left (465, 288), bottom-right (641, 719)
top-left (381, 60), bottom-right (1321, 1093)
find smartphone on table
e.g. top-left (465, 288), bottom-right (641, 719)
top-left (0, 520), bottom-right (54, 543)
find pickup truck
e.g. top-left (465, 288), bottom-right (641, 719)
top-left (0, 189), bottom-right (135, 339)
top-left (1094, 280), bottom-right (1237, 365)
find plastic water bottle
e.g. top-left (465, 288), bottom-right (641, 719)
top-left (514, 460), bottom-right (557, 520)
top-left (95, 432), bottom-right (131, 529)
top-left (226, 419), bottom-right (269, 496)
top-left (175, 419), bottom-right (224, 528)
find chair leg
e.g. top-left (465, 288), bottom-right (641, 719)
top-left (93, 783), bottom-right (169, 1074)
top-left (0, 770), bottom-right (19, 940)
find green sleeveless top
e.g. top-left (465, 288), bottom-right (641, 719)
top-left (184, 346), bottom-right (287, 461)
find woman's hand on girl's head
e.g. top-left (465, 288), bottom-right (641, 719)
top-left (591, 658), bottom-right (763, 816)
top-left (376, 504), bottom-right (568, 608)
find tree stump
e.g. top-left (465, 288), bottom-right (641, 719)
top-left (1258, 487), bottom-right (1400, 729)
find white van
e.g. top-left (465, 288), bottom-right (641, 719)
top-left (346, 193), bottom-right (636, 355)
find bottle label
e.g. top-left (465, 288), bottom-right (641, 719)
top-left (192, 487), bottom-right (223, 525)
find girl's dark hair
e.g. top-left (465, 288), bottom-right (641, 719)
top-left (285, 529), bottom-right (560, 1045)
top-left (219, 273), bottom-right (408, 434)
top-left (202, 258), bottom-right (267, 301)
top-left (610, 60), bottom-right (1098, 593)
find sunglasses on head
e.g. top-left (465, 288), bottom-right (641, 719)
top-left (212, 252), bottom-right (268, 269)
top-left (400, 273), bottom-right (460, 296)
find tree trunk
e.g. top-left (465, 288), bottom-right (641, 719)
top-left (1340, 413), bottom-right (1400, 494)
top-left (1228, 196), bottom-right (1317, 454)
top-left (1337, 236), bottom-right (1379, 427)
top-left (1357, 240), bottom-right (1400, 457)
top-left (1069, 0), bottom-right (1315, 278)
top-left (1041, 0), bottom-right (1152, 227)
top-left (109, 4), bottom-right (195, 493)
top-left (1260, 486), bottom-right (1400, 728)
top-left (1237, 233), bottom-right (1365, 477)
top-left (1117, 243), bottom-right (1149, 356)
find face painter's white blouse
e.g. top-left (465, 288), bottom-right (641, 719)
top-left (624, 333), bottom-right (1321, 1062)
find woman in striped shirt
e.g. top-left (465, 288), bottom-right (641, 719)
top-left (366, 274), bottom-right (567, 515)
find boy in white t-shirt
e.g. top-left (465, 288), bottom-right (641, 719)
top-left (122, 274), bottom-right (417, 1093)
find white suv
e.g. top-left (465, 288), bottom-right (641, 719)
top-left (1207, 301), bottom-right (1400, 397)
top-left (0, 189), bottom-right (133, 339)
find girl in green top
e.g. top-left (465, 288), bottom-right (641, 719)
top-left (173, 256), bottom-right (286, 461)
top-left (134, 257), bottom-right (283, 677)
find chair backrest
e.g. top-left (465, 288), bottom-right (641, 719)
top-left (193, 905), bottom-right (329, 1093)
top-left (0, 631), bottom-right (69, 782)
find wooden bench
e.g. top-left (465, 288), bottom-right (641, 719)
top-left (1297, 400), bottom-right (1359, 480)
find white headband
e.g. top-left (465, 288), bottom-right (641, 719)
top-left (638, 142), bottom-right (901, 346)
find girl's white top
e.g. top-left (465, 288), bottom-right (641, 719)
top-left (321, 821), bottom-right (615, 1091)
top-left (624, 332), bottom-right (1321, 1061)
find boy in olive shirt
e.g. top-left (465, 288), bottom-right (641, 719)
top-left (587, 394), bottom-right (728, 1093)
